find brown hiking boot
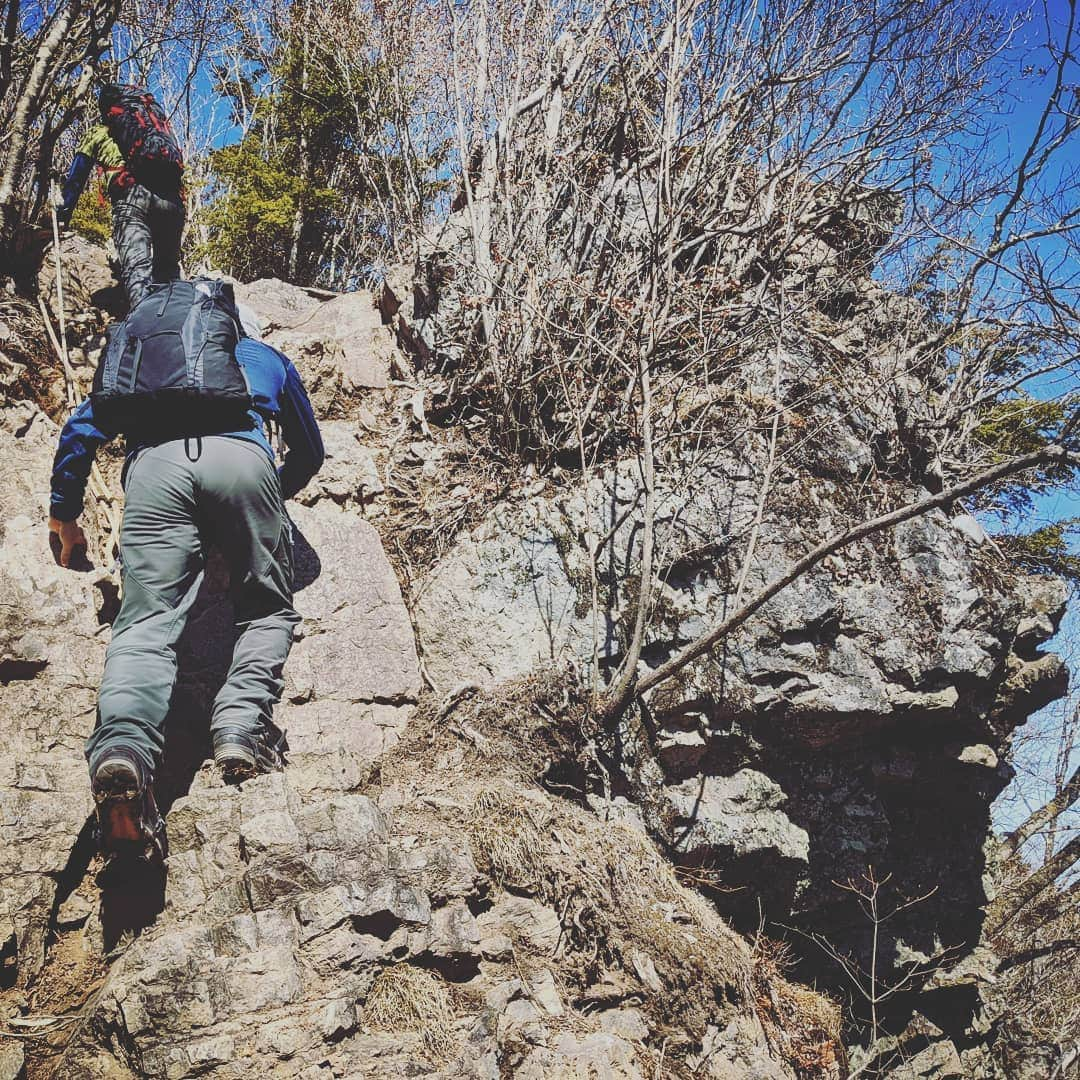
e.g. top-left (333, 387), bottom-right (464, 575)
top-left (92, 748), bottom-right (168, 863)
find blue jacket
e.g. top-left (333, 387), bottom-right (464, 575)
top-left (50, 338), bottom-right (324, 522)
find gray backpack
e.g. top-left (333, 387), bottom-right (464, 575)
top-left (91, 278), bottom-right (253, 439)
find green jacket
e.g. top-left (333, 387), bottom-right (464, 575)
top-left (58, 124), bottom-right (127, 219)
top-left (77, 124), bottom-right (125, 169)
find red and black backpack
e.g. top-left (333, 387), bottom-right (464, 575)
top-left (99, 84), bottom-right (184, 189)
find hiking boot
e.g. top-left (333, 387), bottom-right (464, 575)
top-left (213, 722), bottom-right (287, 784)
top-left (91, 748), bottom-right (168, 863)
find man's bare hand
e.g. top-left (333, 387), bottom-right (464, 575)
top-left (49, 516), bottom-right (87, 568)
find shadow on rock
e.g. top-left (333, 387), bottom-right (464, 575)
top-left (50, 816), bottom-right (166, 956)
top-left (156, 551), bottom-right (234, 811)
top-left (292, 522), bottom-right (321, 592)
top-left (97, 856), bottom-right (167, 952)
top-left (48, 530), bottom-right (94, 572)
top-left (89, 283), bottom-right (127, 319)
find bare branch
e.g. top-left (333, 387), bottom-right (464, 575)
top-left (607, 436), bottom-right (1076, 715)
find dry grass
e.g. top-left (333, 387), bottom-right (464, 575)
top-left (363, 963), bottom-right (457, 1061)
top-left (0, 294), bottom-right (66, 418)
top-left (389, 664), bottom-right (592, 793)
top-left (381, 673), bottom-right (844, 1077)
top-left (753, 939), bottom-right (844, 1077)
top-left (469, 788), bottom-right (549, 889)
top-left (466, 783), bottom-right (755, 1044)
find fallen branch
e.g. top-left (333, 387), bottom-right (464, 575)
top-left (598, 432), bottom-right (1077, 720)
top-left (436, 680), bottom-right (482, 723)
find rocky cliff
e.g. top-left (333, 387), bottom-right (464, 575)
top-left (0, 240), bottom-right (841, 1080)
top-left (378, 194), bottom-right (1071, 1078)
top-left (0, 225), bottom-right (1067, 1078)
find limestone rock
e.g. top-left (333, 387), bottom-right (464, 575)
top-left (516, 1032), bottom-right (642, 1079)
top-left (476, 896), bottom-right (562, 954)
top-left (689, 1018), bottom-right (796, 1080)
top-left (666, 770), bottom-right (808, 863)
top-left (413, 447), bottom-right (1067, 1049)
top-left (598, 1008), bottom-right (649, 1041)
top-left (885, 1038), bottom-right (965, 1079)
top-left (0, 409), bottom-right (104, 989)
top-left (293, 421), bottom-right (382, 512)
top-left (37, 233), bottom-right (121, 322)
top-left (234, 280), bottom-right (396, 413)
top-left (415, 500), bottom-right (580, 687)
top-left (286, 502), bottom-right (420, 707)
top-left (423, 899), bottom-right (482, 961)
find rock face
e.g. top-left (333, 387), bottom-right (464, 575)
top-left (0, 254), bottom-right (820, 1079)
top-left (0, 385), bottom-right (424, 1028)
top-left (395, 189), bottom-right (1069, 1076)
top-left (0, 405), bottom-right (103, 993)
top-left (233, 279), bottom-right (397, 411)
top-left (411, 453), bottom-right (1066, 979)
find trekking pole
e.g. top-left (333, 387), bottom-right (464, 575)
top-left (48, 184), bottom-right (76, 409)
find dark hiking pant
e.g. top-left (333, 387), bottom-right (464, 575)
top-left (111, 182), bottom-right (185, 308)
top-left (85, 437), bottom-right (300, 776)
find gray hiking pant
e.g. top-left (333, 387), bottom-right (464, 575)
top-left (112, 182), bottom-right (185, 307)
top-left (85, 437), bottom-right (300, 776)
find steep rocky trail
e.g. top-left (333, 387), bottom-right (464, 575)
top-left (0, 242), bottom-right (830, 1079)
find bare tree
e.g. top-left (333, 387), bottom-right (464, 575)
top-left (0, 0), bottom-right (119, 245)
top-left (415, 0), bottom-right (1079, 723)
top-left (790, 869), bottom-right (946, 1077)
top-left (991, 775), bottom-right (1080, 1077)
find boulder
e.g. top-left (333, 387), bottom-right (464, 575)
top-left (234, 280), bottom-right (396, 414)
top-left (37, 233), bottom-right (121, 322)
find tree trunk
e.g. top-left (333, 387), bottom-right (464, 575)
top-left (0, 0), bottom-right (22, 104)
top-left (287, 0), bottom-right (311, 282)
top-left (0, 0), bottom-right (84, 236)
top-left (991, 832), bottom-right (1080, 936)
top-left (1002, 761), bottom-right (1080, 863)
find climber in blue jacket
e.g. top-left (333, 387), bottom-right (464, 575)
top-left (49, 318), bottom-right (324, 861)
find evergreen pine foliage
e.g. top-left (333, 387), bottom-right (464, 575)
top-left (996, 520), bottom-right (1080, 585)
top-left (197, 4), bottom-right (445, 289)
top-left (972, 393), bottom-right (1076, 520)
top-left (200, 139), bottom-right (334, 283)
